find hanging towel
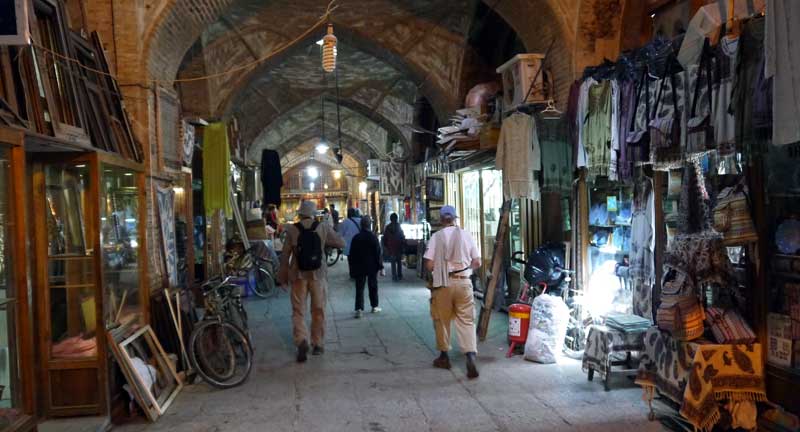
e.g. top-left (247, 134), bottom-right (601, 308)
top-left (202, 122), bottom-right (232, 218)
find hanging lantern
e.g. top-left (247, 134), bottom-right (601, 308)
top-left (322, 24), bottom-right (337, 73)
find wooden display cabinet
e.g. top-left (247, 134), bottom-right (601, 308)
top-left (0, 129), bottom-right (36, 432)
top-left (30, 149), bottom-right (146, 418)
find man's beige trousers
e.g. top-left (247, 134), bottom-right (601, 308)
top-left (291, 278), bottom-right (326, 346)
top-left (430, 279), bottom-right (477, 353)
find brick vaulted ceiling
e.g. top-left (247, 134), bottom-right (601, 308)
top-left (147, 0), bottom-right (586, 164)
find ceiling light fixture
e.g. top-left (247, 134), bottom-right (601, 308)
top-left (315, 141), bottom-right (329, 154)
top-left (331, 170), bottom-right (342, 180)
top-left (322, 24), bottom-right (337, 73)
top-left (306, 166), bottom-right (319, 179)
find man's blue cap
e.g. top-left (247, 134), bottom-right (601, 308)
top-left (440, 205), bottom-right (458, 219)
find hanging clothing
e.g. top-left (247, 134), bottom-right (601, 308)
top-left (535, 115), bottom-right (572, 195)
top-left (567, 80), bottom-right (582, 168)
top-left (713, 35), bottom-right (740, 154)
top-left (609, 80), bottom-right (621, 181)
top-left (617, 80), bottom-right (636, 181)
top-left (202, 122), bottom-right (232, 218)
top-left (584, 80), bottom-right (613, 179)
top-left (765, 0), bottom-right (800, 145)
top-left (732, 16), bottom-right (769, 163)
top-left (576, 78), bottom-right (596, 168)
top-left (260, 149), bottom-right (283, 207)
top-left (496, 112), bottom-right (541, 200)
top-left (630, 177), bottom-right (655, 323)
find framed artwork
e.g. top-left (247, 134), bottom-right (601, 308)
top-left (108, 325), bottom-right (182, 421)
top-left (428, 206), bottom-right (442, 224)
top-left (426, 177), bottom-right (444, 202)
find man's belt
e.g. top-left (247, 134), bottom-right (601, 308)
top-left (448, 266), bottom-right (471, 279)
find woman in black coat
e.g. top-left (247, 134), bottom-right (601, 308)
top-left (348, 215), bottom-right (383, 318)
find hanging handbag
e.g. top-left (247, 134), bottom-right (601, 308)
top-left (713, 181), bottom-right (758, 245)
top-left (625, 68), bottom-right (651, 166)
top-left (686, 38), bottom-right (715, 155)
top-left (649, 62), bottom-right (683, 169)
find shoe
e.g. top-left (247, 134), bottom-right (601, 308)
top-left (296, 340), bottom-right (309, 363)
top-left (371, 307), bottom-right (382, 313)
top-left (354, 310), bottom-right (363, 319)
top-left (433, 352), bottom-right (451, 370)
top-left (465, 352), bottom-right (479, 379)
top-left (312, 345), bottom-right (324, 355)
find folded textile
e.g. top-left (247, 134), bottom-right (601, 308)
top-left (657, 296), bottom-right (705, 340)
top-left (605, 313), bottom-right (651, 333)
top-left (705, 307), bottom-right (756, 344)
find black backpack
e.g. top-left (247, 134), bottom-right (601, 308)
top-left (295, 221), bottom-right (322, 271)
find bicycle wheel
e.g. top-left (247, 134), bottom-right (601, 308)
top-left (190, 320), bottom-right (253, 389)
top-left (190, 320), bottom-right (236, 382)
top-left (326, 248), bottom-right (340, 267)
top-left (251, 266), bottom-right (276, 299)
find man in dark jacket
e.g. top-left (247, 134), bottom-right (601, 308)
top-left (348, 215), bottom-right (383, 318)
top-left (382, 213), bottom-right (406, 281)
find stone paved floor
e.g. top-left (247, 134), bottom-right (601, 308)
top-left (109, 261), bottom-right (664, 432)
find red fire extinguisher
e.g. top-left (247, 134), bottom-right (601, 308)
top-left (506, 282), bottom-right (547, 357)
top-left (507, 303), bottom-right (531, 357)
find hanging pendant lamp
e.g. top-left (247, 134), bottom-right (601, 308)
top-left (322, 24), bottom-right (338, 73)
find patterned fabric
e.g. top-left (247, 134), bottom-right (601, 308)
top-left (582, 325), bottom-right (646, 378)
top-left (630, 177), bottom-right (655, 322)
top-left (637, 327), bottom-right (766, 431)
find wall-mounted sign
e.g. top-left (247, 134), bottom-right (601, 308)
top-left (0, 0), bottom-right (30, 46)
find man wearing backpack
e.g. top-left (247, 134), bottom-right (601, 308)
top-left (278, 201), bottom-right (345, 362)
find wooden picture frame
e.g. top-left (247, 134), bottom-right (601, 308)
top-left (426, 177), bottom-right (444, 202)
top-left (108, 325), bottom-right (182, 421)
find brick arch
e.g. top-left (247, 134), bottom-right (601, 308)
top-left (245, 96), bottom-right (409, 161)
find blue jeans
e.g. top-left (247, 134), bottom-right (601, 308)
top-left (390, 254), bottom-right (403, 280)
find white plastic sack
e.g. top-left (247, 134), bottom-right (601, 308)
top-left (523, 294), bottom-right (570, 364)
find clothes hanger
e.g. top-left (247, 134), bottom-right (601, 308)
top-left (540, 99), bottom-right (562, 120)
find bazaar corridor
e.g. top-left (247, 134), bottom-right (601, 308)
top-left (102, 263), bottom-right (659, 432)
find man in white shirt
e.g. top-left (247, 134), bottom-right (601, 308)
top-left (423, 205), bottom-right (482, 379)
top-left (338, 208), bottom-right (362, 256)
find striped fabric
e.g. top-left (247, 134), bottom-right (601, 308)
top-left (705, 307), bottom-right (756, 344)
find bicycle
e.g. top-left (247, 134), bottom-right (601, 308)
top-left (188, 276), bottom-right (253, 389)
top-left (225, 242), bottom-right (277, 299)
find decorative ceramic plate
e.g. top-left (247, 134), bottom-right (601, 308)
top-left (775, 218), bottom-right (800, 255)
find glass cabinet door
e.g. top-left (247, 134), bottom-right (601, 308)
top-left (99, 165), bottom-right (141, 327)
top-left (44, 163), bottom-right (97, 360)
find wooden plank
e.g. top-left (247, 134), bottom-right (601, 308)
top-left (477, 200), bottom-right (511, 341)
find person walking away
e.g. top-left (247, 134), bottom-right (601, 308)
top-left (423, 205), bottom-right (481, 379)
top-left (382, 213), bottom-right (406, 281)
top-left (338, 208), bottom-right (362, 257)
top-left (348, 215), bottom-right (383, 318)
top-left (265, 204), bottom-right (279, 230)
top-left (329, 204), bottom-right (340, 231)
top-left (277, 201), bottom-right (345, 362)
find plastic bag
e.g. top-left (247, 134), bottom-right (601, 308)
top-left (524, 294), bottom-right (570, 364)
